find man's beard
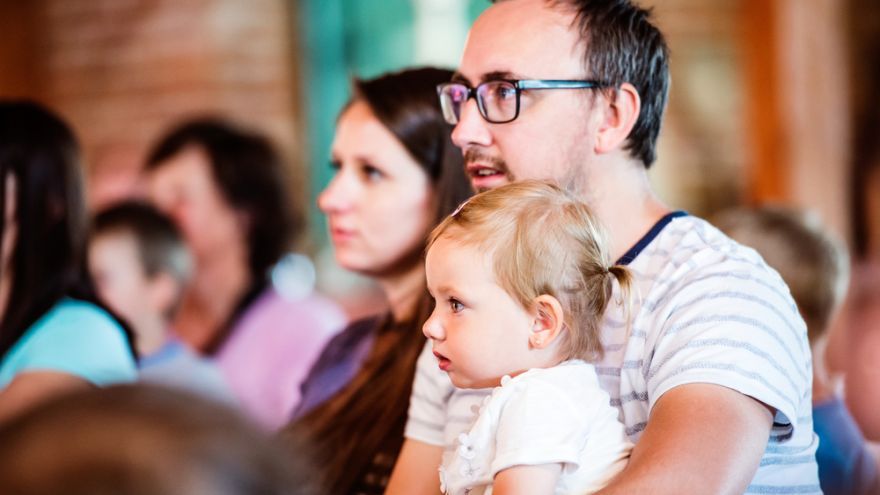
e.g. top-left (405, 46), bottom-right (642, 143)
top-left (464, 147), bottom-right (588, 196)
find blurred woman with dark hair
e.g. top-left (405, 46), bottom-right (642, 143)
top-left (282, 67), bottom-right (471, 494)
top-left (144, 119), bottom-right (344, 430)
top-left (0, 101), bottom-right (137, 423)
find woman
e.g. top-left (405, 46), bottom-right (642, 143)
top-left (0, 101), bottom-right (137, 423)
top-left (283, 67), bottom-right (471, 494)
top-left (144, 118), bottom-right (345, 429)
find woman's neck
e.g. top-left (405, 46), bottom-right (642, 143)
top-left (174, 246), bottom-right (253, 351)
top-left (377, 264), bottom-right (425, 324)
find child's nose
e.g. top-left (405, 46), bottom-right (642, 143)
top-left (422, 311), bottom-right (444, 341)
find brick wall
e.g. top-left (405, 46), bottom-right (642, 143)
top-left (0, 0), bottom-right (305, 218)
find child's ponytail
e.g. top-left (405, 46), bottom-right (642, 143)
top-left (607, 264), bottom-right (635, 336)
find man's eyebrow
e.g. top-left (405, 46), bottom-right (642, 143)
top-left (451, 72), bottom-right (471, 84)
top-left (450, 70), bottom-right (523, 85)
top-left (482, 70), bottom-right (519, 81)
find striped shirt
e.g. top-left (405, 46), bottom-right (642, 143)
top-left (405, 213), bottom-right (820, 493)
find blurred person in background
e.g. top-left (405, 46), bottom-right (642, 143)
top-left (831, 140), bottom-right (880, 448)
top-left (717, 206), bottom-right (878, 495)
top-left (0, 100), bottom-right (137, 424)
top-left (89, 201), bottom-right (233, 402)
top-left (0, 384), bottom-right (314, 495)
top-left (281, 67), bottom-right (471, 494)
top-left (144, 118), bottom-right (345, 430)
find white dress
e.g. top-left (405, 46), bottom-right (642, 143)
top-left (439, 360), bottom-right (631, 495)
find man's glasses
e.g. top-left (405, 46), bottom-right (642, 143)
top-left (437, 79), bottom-right (607, 125)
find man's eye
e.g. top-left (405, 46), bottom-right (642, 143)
top-left (497, 86), bottom-right (516, 100)
top-left (449, 298), bottom-right (464, 313)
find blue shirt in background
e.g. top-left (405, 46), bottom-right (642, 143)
top-left (0, 298), bottom-right (137, 388)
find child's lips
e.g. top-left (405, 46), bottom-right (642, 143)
top-left (432, 350), bottom-right (451, 371)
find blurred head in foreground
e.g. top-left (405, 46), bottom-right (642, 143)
top-left (0, 384), bottom-right (313, 495)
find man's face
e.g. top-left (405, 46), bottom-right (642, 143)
top-left (453, 0), bottom-right (602, 193)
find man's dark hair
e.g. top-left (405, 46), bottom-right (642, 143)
top-left (92, 201), bottom-right (192, 287)
top-left (144, 118), bottom-right (299, 281)
top-left (494, 0), bottom-right (670, 167)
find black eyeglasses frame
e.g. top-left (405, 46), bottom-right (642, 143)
top-left (437, 79), bottom-right (609, 124)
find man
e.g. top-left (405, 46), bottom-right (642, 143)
top-left (386, 0), bottom-right (820, 493)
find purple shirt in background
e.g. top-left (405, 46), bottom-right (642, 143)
top-left (214, 287), bottom-right (345, 430)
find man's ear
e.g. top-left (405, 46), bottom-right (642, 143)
top-left (529, 294), bottom-right (566, 349)
top-left (595, 82), bottom-right (641, 155)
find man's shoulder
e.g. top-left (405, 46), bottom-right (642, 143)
top-left (625, 215), bottom-right (801, 337)
top-left (636, 215), bottom-right (787, 291)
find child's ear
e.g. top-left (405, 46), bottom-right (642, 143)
top-left (147, 272), bottom-right (180, 317)
top-left (529, 294), bottom-right (565, 349)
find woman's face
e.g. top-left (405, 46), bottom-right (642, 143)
top-left (147, 146), bottom-right (246, 263)
top-left (319, 101), bottom-right (436, 277)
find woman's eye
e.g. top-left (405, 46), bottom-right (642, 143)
top-left (362, 164), bottom-right (383, 181)
top-left (329, 160), bottom-right (341, 172)
top-left (449, 298), bottom-right (464, 313)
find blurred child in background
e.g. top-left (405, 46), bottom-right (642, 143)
top-left (90, 201), bottom-right (232, 402)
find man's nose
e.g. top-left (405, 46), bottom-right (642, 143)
top-left (451, 98), bottom-right (493, 149)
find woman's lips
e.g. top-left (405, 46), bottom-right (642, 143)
top-left (328, 226), bottom-right (355, 243)
top-left (433, 350), bottom-right (451, 372)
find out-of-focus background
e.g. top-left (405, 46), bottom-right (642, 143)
top-left (0, 0), bottom-right (877, 329)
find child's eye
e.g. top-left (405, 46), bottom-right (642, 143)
top-left (449, 298), bottom-right (464, 313)
top-left (329, 159), bottom-right (341, 172)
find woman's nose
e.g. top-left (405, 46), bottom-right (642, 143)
top-left (317, 174), bottom-right (352, 214)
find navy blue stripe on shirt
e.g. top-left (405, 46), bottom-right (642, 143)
top-left (615, 210), bottom-right (688, 265)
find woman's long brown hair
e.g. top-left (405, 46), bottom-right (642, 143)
top-left (281, 67), bottom-right (471, 493)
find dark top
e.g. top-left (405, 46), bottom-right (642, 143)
top-left (292, 316), bottom-right (379, 420)
top-left (293, 315), bottom-right (404, 495)
top-left (813, 396), bottom-right (878, 495)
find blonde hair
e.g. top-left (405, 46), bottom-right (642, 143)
top-left (428, 180), bottom-right (632, 362)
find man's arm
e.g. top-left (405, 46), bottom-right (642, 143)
top-left (597, 383), bottom-right (774, 495)
top-left (385, 439), bottom-right (444, 495)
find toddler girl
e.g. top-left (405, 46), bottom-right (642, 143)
top-left (423, 180), bottom-right (633, 494)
